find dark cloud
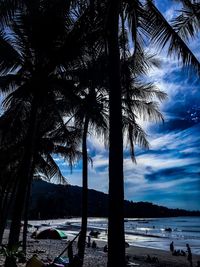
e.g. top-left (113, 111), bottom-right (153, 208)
top-left (145, 166), bottom-right (188, 181)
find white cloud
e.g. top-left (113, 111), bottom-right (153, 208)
top-left (92, 154), bottom-right (108, 169)
top-left (164, 6), bottom-right (178, 21)
top-left (88, 135), bottom-right (106, 153)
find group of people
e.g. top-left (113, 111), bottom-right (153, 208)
top-left (170, 241), bottom-right (193, 267)
top-left (87, 235), bottom-right (97, 249)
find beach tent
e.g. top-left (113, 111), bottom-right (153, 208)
top-left (35, 228), bottom-right (67, 240)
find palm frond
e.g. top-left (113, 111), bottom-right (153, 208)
top-left (36, 153), bottom-right (67, 184)
top-left (145, 0), bottom-right (200, 75)
top-left (53, 145), bottom-right (82, 170)
top-left (2, 84), bottom-right (31, 110)
top-left (129, 46), bottom-right (161, 76)
top-left (172, 3), bottom-right (200, 40)
top-left (124, 100), bottom-right (164, 122)
top-left (128, 82), bottom-right (168, 102)
top-left (124, 0), bottom-right (145, 44)
top-left (0, 0), bottom-right (23, 26)
top-left (0, 74), bottom-right (21, 94)
top-left (0, 30), bottom-right (22, 75)
top-left (122, 114), bottom-right (149, 162)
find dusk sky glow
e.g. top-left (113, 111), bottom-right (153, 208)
top-left (56, 0), bottom-right (200, 211)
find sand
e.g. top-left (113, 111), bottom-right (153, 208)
top-left (1, 229), bottom-right (200, 267)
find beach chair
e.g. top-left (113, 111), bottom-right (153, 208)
top-left (26, 255), bottom-right (44, 267)
top-left (52, 231), bottom-right (81, 267)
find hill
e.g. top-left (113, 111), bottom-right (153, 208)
top-left (29, 179), bottom-right (200, 219)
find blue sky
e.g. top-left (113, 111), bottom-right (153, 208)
top-left (56, 0), bottom-right (200, 211)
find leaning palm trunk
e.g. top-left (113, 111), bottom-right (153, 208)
top-left (78, 116), bottom-right (89, 266)
top-left (8, 95), bottom-right (39, 249)
top-left (106, 1), bottom-right (126, 267)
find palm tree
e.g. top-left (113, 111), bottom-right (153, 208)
top-left (75, 89), bottom-right (108, 265)
top-left (0, 94), bottom-right (31, 243)
top-left (22, 97), bottom-right (83, 252)
top-left (73, 7), bottom-right (166, 265)
top-left (0, 0), bottom-right (92, 249)
top-left (172, 0), bottom-right (200, 41)
top-left (104, 0), bottom-right (200, 266)
top-left (104, 1), bottom-right (126, 266)
top-left (70, 48), bottom-right (109, 265)
top-left (0, 94), bottom-right (82, 249)
top-left (22, 115), bottom-right (82, 253)
top-left (59, 3), bottom-right (109, 264)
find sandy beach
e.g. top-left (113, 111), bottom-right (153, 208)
top-left (1, 229), bottom-right (200, 267)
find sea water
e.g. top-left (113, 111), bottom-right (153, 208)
top-left (29, 216), bottom-right (200, 255)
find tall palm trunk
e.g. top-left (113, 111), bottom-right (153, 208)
top-left (106, 1), bottom-right (126, 267)
top-left (78, 116), bottom-right (89, 266)
top-left (22, 167), bottom-right (34, 253)
top-left (8, 95), bottom-right (39, 248)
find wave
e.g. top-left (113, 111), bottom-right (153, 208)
top-left (181, 229), bottom-right (200, 233)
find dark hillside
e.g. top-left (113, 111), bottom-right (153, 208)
top-left (29, 179), bottom-right (200, 219)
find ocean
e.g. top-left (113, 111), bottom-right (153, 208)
top-left (29, 216), bottom-right (200, 255)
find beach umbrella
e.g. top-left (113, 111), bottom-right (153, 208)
top-left (35, 228), bottom-right (67, 240)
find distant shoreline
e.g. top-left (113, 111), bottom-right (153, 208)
top-left (23, 214), bottom-right (200, 221)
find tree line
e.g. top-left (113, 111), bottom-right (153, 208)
top-left (27, 179), bottom-right (200, 219)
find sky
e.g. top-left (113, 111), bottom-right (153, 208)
top-left (55, 0), bottom-right (200, 211)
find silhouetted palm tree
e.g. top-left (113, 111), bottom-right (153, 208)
top-left (172, 0), bottom-right (200, 41)
top-left (105, 0), bottom-right (200, 266)
top-left (0, 0), bottom-right (91, 249)
top-left (104, 1), bottom-right (126, 266)
top-left (70, 48), bottom-right (108, 265)
top-left (0, 95), bottom-right (82, 250)
top-left (75, 89), bottom-right (108, 265)
top-left (23, 117), bottom-right (82, 252)
top-left (144, 0), bottom-right (200, 74)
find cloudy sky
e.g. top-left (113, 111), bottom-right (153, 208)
top-left (56, 0), bottom-right (200, 211)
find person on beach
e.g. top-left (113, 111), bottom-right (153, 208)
top-left (91, 240), bottom-right (97, 249)
top-left (186, 243), bottom-right (193, 267)
top-left (103, 245), bottom-right (108, 252)
top-left (170, 241), bottom-right (174, 254)
top-left (87, 235), bottom-right (91, 248)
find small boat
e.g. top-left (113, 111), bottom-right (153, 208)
top-left (41, 223), bottom-right (50, 226)
top-left (89, 230), bottom-right (100, 238)
top-left (56, 225), bottom-right (69, 230)
top-left (165, 227), bottom-right (172, 232)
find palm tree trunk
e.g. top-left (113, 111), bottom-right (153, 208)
top-left (0, 190), bottom-right (8, 244)
top-left (0, 185), bottom-right (7, 244)
top-left (22, 167), bottom-right (34, 253)
top-left (106, 1), bottom-right (126, 267)
top-left (77, 116), bottom-right (89, 266)
top-left (8, 95), bottom-right (39, 249)
top-left (0, 178), bottom-right (18, 244)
